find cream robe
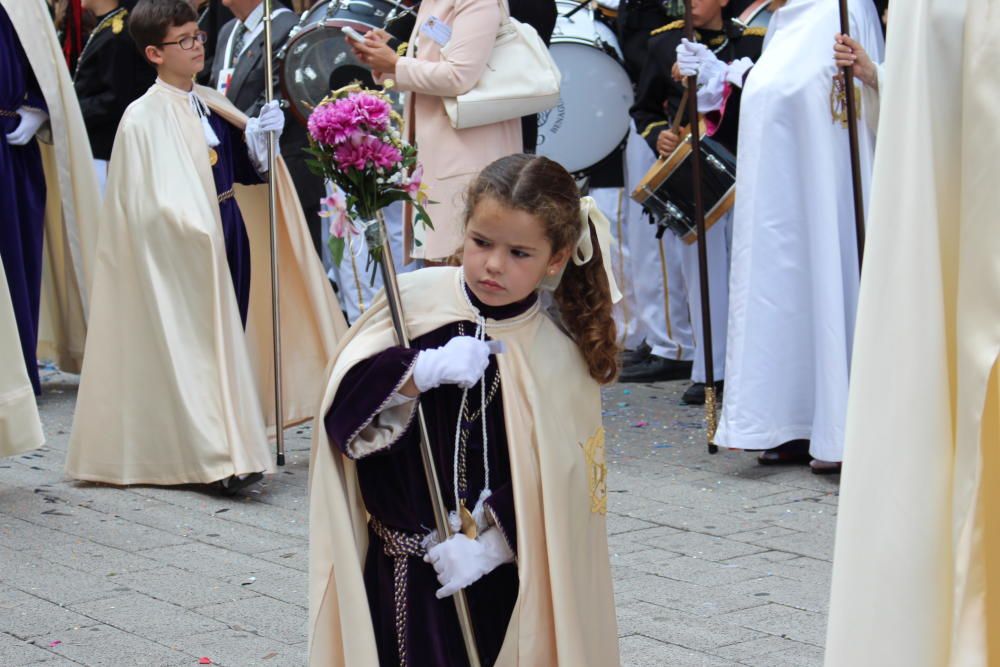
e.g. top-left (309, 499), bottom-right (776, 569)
top-left (66, 82), bottom-right (346, 485)
top-left (2, 0), bottom-right (101, 374)
top-left (715, 0), bottom-right (884, 461)
top-left (309, 267), bottom-right (619, 666)
top-left (0, 260), bottom-right (43, 458)
top-left (826, 1), bottom-right (1000, 664)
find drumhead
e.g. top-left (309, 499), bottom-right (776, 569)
top-left (279, 0), bottom-right (406, 127)
top-left (536, 41), bottom-right (633, 174)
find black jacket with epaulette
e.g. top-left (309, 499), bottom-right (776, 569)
top-left (629, 18), bottom-right (765, 158)
top-left (72, 7), bottom-right (155, 161)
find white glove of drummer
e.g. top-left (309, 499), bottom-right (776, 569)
top-left (245, 100), bottom-right (284, 171)
top-left (5, 106), bottom-right (48, 146)
top-left (412, 336), bottom-right (502, 392)
top-left (424, 528), bottom-right (515, 599)
top-left (676, 39), bottom-right (724, 81)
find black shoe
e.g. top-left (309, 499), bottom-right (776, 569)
top-left (619, 355), bottom-right (693, 383)
top-left (682, 380), bottom-right (725, 405)
top-left (214, 472), bottom-right (264, 496)
top-left (620, 341), bottom-right (652, 367)
top-left (757, 440), bottom-right (812, 466)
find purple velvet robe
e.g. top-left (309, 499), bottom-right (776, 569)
top-left (0, 6), bottom-right (48, 395)
top-left (206, 113), bottom-right (261, 326)
top-left (325, 287), bottom-right (529, 667)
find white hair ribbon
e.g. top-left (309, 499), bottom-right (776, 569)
top-left (540, 196), bottom-right (622, 304)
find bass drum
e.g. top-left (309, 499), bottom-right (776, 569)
top-left (278, 0), bottom-right (415, 127)
top-left (536, 0), bottom-right (634, 176)
top-left (738, 0), bottom-right (774, 29)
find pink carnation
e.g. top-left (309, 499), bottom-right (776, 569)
top-left (350, 92), bottom-right (391, 131)
top-left (403, 163), bottom-right (423, 197)
top-left (308, 99), bottom-right (361, 146)
top-left (334, 136), bottom-right (403, 172)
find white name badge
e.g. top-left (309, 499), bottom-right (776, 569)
top-left (420, 15), bottom-right (452, 47)
top-left (217, 66), bottom-right (235, 95)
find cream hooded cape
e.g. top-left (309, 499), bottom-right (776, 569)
top-left (308, 267), bottom-right (619, 666)
top-left (2, 0), bottom-right (101, 374)
top-left (825, 1), bottom-right (1000, 665)
top-left (0, 260), bottom-right (43, 458)
top-left (65, 82), bottom-right (346, 485)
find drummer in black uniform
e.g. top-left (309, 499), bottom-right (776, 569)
top-left (625, 0), bottom-right (764, 400)
top-left (631, 2), bottom-right (764, 159)
top-left (73, 0), bottom-right (155, 186)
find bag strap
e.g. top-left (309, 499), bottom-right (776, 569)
top-left (496, 0), bottom-right (511, 23)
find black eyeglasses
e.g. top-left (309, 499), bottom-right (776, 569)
top-left (158, 31), bottom-right (208, 50)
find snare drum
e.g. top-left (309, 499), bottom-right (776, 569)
top-left (536, 0), bottom-right (634, 175)
top-left (278, 0), bottom-right (414, 127)
top-left (631, 125), bottom-right (736, 244)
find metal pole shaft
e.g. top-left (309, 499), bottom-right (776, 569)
top-left (374, 212), bottom-right (482, 667)
top-left (839, 0), bottom-right (866, 273)
top-left (683, 0), bottom-right (718, 454)
top-left (263, 0), bottom-right (286, 466)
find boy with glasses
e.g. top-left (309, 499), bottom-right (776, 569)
top-left (66, 0), bottom-right (346, 493)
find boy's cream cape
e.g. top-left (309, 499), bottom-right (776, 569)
top-left (66, 82), bottom-right (346, 485)
top-left (308, 267), bottom-right (620, 666)
top-left (0, 0), bottom-right (99, 457)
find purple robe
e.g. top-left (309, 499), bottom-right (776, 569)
top-left (325, 286), bottom-right (528, 667)
top-left (0, 5), bottom-right (48, 396)
top-left (206, 113), bottom-right (261, 326)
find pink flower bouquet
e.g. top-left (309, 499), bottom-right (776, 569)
top-left (306, 84), bottom-right (432, 268)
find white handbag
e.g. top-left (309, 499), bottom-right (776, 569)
top-left (442, 0), bottom-right (562, 130)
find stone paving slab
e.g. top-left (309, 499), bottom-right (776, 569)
top-left (0, 372), bottom-right (838, 665)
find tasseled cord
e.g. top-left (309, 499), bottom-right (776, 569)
top-left (188, 91), bottom-right (220, 148)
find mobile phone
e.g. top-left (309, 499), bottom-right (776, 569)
top-left (341, 26), bottom-right (367, 44)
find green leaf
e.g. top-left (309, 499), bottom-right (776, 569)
top-left (327, 236), bottom-right (346, 267)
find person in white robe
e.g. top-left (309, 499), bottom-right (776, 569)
top-left (690, 0), bottom-right (884, 471)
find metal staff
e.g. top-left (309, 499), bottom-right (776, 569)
top-left (373, 212), bottom-right (482, 667)
top-left (683, 0), bottom-right (719, 455)
top-left (838, 0), bottom-right (866, 272)
top-left (263, 0), bottom-right (286, 466)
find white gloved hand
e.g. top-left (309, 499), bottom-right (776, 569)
top-left (245, 100), bottom-right (284, 171)
top-left (676, 39), bottom-right (714, 77)
top-left (5, 106), bottom-right (49, 146)
top-left (424, 528), bottom-right (515, 599)
top-left (412, 336), bottom-right (502, 392)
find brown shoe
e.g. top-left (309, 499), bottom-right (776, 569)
top-left (757, 440), bottom-right (812, 466)
top-left (810, 459), bottom-right (842, 475)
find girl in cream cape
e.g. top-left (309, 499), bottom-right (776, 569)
top-left (309, 155), bottom-right (621, 666)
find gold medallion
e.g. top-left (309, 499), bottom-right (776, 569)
top-left (208, 148), bottom-right (219, 166)
top-left (459, 505), bottom-right (478, 540)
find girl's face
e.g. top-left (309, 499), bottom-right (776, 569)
top-left (463, 197), bottom-right (570, 307)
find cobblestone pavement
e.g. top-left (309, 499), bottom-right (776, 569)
top-left (1, 371), bottom-right (839, 666)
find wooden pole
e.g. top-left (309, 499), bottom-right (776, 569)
top-left (374, 212), bottom-right (482, 667)
top-left (839, 0), bottom-right (866, 271)
top-left (683, 0), bottom-right (719, 454)
top-left (262, 0), bottom-right (287, 465)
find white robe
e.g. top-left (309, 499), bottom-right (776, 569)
top-left (716, 0), bottom-right (884, 461)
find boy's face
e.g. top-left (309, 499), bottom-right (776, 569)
top-left (145, 21), bottom-right (205, 79)
top-left (691, 0), bottom-right (729, 28)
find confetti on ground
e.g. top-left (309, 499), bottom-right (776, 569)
top-left (634, 421), bottom-right (648, 428)
top-left (49, 640), bottom-right (61, 647)
top-left (654, 444), bottom-right (673, 449)
top-left (199, 659), bottom-right (212, 665)
top-left (622, 389), bottom-right (632, 395)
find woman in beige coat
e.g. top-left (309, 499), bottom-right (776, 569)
top-left (353, 0), bottom-right (523, 263)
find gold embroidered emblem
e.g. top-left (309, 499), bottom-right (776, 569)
top-left (111, 13), bottom-right (126, 35)
top-left (830, 75), bottom-right (862, 128)
top-left (208, 148), bottom-right (219, 166)
top-left (581, 427), bottom-right (608, 515)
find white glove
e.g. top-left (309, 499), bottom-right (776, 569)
top-left (5, 106), bottom-right (48, 146)
top-left (412, 336), bottom-right (502, 392)
top-left (676, 39), bottom-right (721, 78)
top-left (245, 100), bottom-right (284, 171)
top-left (424, 528), bottom-right (515, 599)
